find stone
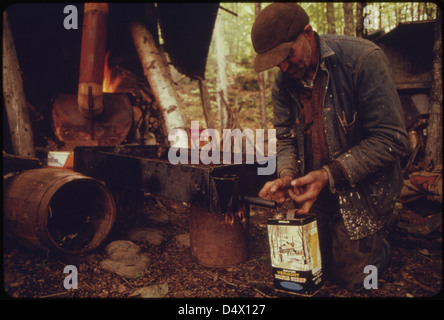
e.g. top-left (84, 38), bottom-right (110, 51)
top-left (175, 233), bottom-right (190, 248)
top-left (131, 283), bottom-right (169, 298)
top-left (127, 227), bottom-right (164, 246)
top-left (105, 240), bottom-right (140, 258)
top-left (100, 240), bottom-right (149, 278)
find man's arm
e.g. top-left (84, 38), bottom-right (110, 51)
top-left (258, 74), bottom-right (301, 205)
top-left (325, 49), bottom-right (408, 189)
top-left (272, 73), bottom-right (301, 179)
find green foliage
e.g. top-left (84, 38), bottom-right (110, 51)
top-left (189, 2), bottom-right (439, 129)
top-left (207, 2), bottom-right (438, 78)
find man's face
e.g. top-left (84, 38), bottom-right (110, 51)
top-left (278, 33), bottom-right (313, 80)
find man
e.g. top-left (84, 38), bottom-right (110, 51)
top-left (253, 3), bottom-right (407, 291)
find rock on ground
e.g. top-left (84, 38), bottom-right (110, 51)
top-left (175, 233), bottom-right (190, 248)
top-left (130, 283), bottom-right (169, 298)
top-left (100, 240), bottom-right (149, 278)
top-left (126, 227), bottom-right (165, 246)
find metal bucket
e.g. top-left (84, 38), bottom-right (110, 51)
top-left (190, 204), bottom-right (249, 267)
top-left (3, 168), bottom-right (116, 255)
top-left (189, 173), bottom-right (249, 267)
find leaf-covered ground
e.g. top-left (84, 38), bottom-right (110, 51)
top-left (3, 195), bottom-right (442, 300)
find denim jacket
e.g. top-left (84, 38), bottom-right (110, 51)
top-left (272, 34), bottom-right (408, 240)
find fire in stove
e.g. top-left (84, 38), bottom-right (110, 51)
top-left (103, 51), bottom-right (123, 93)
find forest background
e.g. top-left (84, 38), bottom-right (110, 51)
top-left (174, 2), bottom-right (439, 133)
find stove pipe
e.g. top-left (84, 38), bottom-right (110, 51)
top-left (77, 3), bottom-right (109, 117)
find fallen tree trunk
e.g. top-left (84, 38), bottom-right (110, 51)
top-left (3, 11), bottom-right (35, 157)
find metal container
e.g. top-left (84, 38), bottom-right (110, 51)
top-left (190, 203), bottom-right (249, 267)
top-left (267, 213), bottom-right (323, 296)
top-left (190, 173), bottom-right (250, 267)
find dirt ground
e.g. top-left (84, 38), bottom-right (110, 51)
top-left (2, 193), bottom-right (442, 301)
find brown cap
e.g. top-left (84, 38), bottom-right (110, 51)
top-left (251, 3), bottom-right (309, 72)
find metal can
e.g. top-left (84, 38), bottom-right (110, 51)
top-left (267, 213), bottom-right (323, 296)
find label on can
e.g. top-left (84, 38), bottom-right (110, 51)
top-left (267, 214), bottom-right (323, 296)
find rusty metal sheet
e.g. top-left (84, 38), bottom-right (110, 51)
top-left (74, 145), bottom-right (275, 213)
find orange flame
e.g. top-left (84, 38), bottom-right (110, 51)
top-left (103, 51), bottom-right (123, 93)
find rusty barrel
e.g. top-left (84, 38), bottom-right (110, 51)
top-left (3, 168), bottom-right (116, 255)
top-left (189, 174), bottom-right (250, 267)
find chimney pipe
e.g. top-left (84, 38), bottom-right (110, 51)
top-left (78, 3), bottom-right (109, 117)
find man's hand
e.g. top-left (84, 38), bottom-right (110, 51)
top-left (289, 169), bottom-right (328, 214)
top-left (258, 176), bottom-right (293, 204)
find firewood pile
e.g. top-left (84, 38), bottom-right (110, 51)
top-left (108, 64), bottom-right (168, 147)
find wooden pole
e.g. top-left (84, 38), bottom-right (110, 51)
top-left (130, 21), bottom-right (186, 142)
top-left (3, 11), bottom-right (35, 157)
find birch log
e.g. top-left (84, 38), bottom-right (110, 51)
top-left (3, 11), bottom-right (35, 157)
top-left (130, 21), bottom-right (186, 140)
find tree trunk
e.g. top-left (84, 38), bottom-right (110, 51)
top-left (343, 3), bottom-right (354, 36)
top-left (418, 2), bottom-right (422, 20)
top-left (214, 11), bottom-right (229, 130)
top-left (326, 3), bottom-right (336, 34)
top-left (356, 3), bottom-right (364, 37)
top-left (255, 3), bottom-right (267, 129)
top-left (130, 21), bottom-right (186, 145)
top-left (257, 72), bottom-right (267, 129)
top-left (425, 3), bottom-right (433, 20)
top-left (3, 11), bottom-right (35, 157)
top-left (424, 8), bottom-right (442, 170)
top-left (197, 77), bottom-right (215, 129)
top-left (378, 3), bottom-right (382, 29)
top-left (387, 4), bottom-right (392, 30)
